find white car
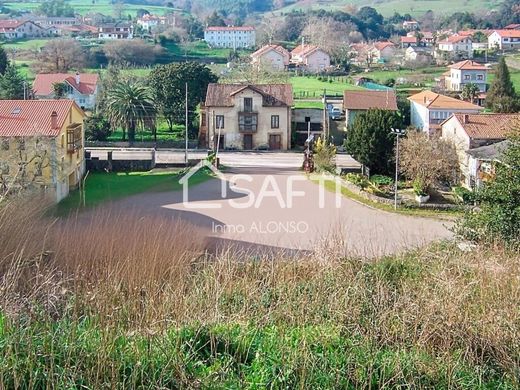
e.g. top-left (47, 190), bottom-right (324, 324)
top-left (330, 107), bottom-right (342, 120)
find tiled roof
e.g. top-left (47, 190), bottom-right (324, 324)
top-left (205, 83), bottom-right (293, 107)
top-left (0, 19), bottom-right (26, 29)
top-left (205, 26), bottom-right (255, 31)
top-left (0, 100), bottom-right (80, 137)
top-left (466, 140), bottom-right (510, 160)
top-left (343, 90), bottom-right (398, 111)
top-left (291, 44), bottom-right (321, 57)
top-left (505, 24), bottom-right (520, 29)
top-left (408, 90), bottom-right (483, 110)
top-left (401, 36), bottom-right (418, 43)
top-left (373, 41), bottom-right (395, 51)
top-left (452, 113), bottom-right (520, 139)
top-left (251, 44), bottom-right (289, 59)
top-left (492, 29), bottom-right (520, 38)
top-left (449, 60), bottom-right (487, 70)
top-left (33, 73), bottom-right (99, 96)
top-left (438, 34), bottom-right (471, 44)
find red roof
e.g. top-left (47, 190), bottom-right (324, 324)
top-left (451, 113), bottom-right (520, 139)
top-left (251, 44), bottom-right (289, 59)
top-left (373, 41), bottom-right (395, 51)
top-left (439, 35), bottom-right (471, 44)
top-left (343, 90), bottom-right (398, 111)
top-left (401, 36), bottom-right (418, 44)
top-left (492, 29), bottom-right (520, 38)
top-left (0, 19), bottom-right (26, 29)
top-left (0, 100), bottom-right (81, 137)
top-left (33, 73), bottom-right (99, 96)
top-left (449, 60), bottom-right (487, 70)
top-left (205, 26), bottom-right (255, 31)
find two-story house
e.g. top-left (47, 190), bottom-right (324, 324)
top-left (488, 30), bottom-right (520, 50)
top-left (436, 35), bottom-right (473, 59)
top-left (0, 20), bottom-right (49, 40)
top-left (444, 60), bottom-right (487, 92)
top-left (343, 90), bottom-right (398, 128)
top-left (98, 22), bottom-right (133, 39)
top-left (199, 84), bottom-right (293, 151)
top-left (290, 44), bottom-right (331, 72)
top-left (33, 73), bottom-right (99, 110)
top-left (203, 26), bottom-right (256, 49)
top-left (250, 44), bottom-right (290, 71)
top-left (409, 90), bottom-right (483, 135)
top-left (441, 113), bottom-right (518, 188)
top-left (0, 100), bottom-right (85, 202)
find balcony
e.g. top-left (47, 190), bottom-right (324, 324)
top-left (66, 123), bottom-right (82, 153)
top-left (238, 112), bottom-right (258, 133)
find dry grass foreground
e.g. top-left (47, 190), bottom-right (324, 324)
top-left (0, 199), bottom-right (519, 388)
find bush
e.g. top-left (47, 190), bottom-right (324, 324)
top-left (370, 174), bottom-right (393, 187)
top-left (345, 173), bottom-right (369, 189)
top-left (453, 186), bottom-right (475, 204)
top-left (84, 114), bottom-right (111, 141)
top-left (313, 137), bottom-right (336, 173)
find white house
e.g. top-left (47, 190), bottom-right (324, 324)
top-left (98, 22), bottom-right (133, 39)
top-left (403, 20), bottom-right (419, 31)
top-left (488, 30), bottom-right (520, 50)
top-left (408, 90), bottom-right (483, 135)
top-left (291, 44), bottom-right (331, 72)
top-left (0, 20), bottom-right (49, 40)
top-left (33, 73), bottom-right (100, 110)
top-left (436, 35), bottom-right (473, 59)
top-left (204, 26), bottom-right (255, 49)
top-left (444, 60), bottom-right (488, 92)
top-left (250, 44), bottom-right (290, 71)
top-left (136, 14), bottom-right (175, 32)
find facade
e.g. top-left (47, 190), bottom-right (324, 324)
top-left (405, 46), bottom-right (433, 62)
top-left (466, 141), bottom-right (510, 189)
top-left (31, 16), bottom-right (79, 27)
top-left (403, 20), bottom-right (419, 31)
top-left (444, 60), bottom-right (487, 92)
top-left (436, 35), bottom-right (473, 59)
top-left (33, 73), bottom-right (99, 110)
top-left (409, 90), bottom-right (483, 135)
top-left (0, 20), bottom-right (49, 39)
top-left (136, 14), bottom-right (176, 32)
top-left (291, 44), bottom-right (331, 72)
top-left (200, 84), bottom-right (293, 151)
top-left (372, 41), bottom-right (396, 62)
top-left (488, 30), bottom-right (520, 50)
top-left (0, 100), bottom-right (85, 202)
top-left (343, 90), bottom-right (398, 127)
top-left (98, 23), bottom-right (133, 39)
top-left (250, 45), bottom-right (290, 71)
top-left (203, 26), bottom-right (255, 49)
top-left (441, 113), bottom-right (518, 188)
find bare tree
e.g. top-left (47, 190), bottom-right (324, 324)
top-left (300, 17), bottom-right (355, 55)
top-left (221, 58), bottom-right (289, 84)
top-left (34, 39), bottom-right (86, 73)
top-left (103, 40), bottom-right (161, 66)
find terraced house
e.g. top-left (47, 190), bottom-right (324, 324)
top-left (199, 84), bottom-right (293, 151)
top-left (0, 100), bottom-right (86, 202)
top-left (204, 26), bottom-right (256, 49)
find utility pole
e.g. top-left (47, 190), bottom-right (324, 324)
top-left (185, 82), bottom-right (188, 166)
top-left (391, 128), bottom-right (406, 210)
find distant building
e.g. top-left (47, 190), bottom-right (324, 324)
top-left (465, 140), bottom-right (510, 189)
top-left (488, 30), bottom-right (520, 50)
top-left (443, 60), bottom-right (487, 93)
top-left (98, 22), bottom-right (133, 39)
top-left (199, 83), bottom-right (293, 150)
top-left (343, 90), bottom-right (398, 127)
top-left (405, 46), bottom-right (433, 63)
top-left (403, 20), bottom-right (419, 31)
top-left (436, 35), bottom-right (473, 59)
top-left (0, 20), bottom-right (49, 40)
top-left (136, 14), bottom-right (176, 32)
top-left (291, 44), bottom-right (331, 72)
top-left (203, 26), bottom-right (256, 49)
top-left (250, 44), bottom-right (290, 71)
top-left (409, 90), bottom-right (483, 135)
top-left (0, 100), bottom-right (85, 202)
top-left (33, 73), bottom-right (100, 110)
top-left (30, 16), bottom-right (79, 27)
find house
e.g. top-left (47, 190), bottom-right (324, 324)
top-left (199, 83), bottom-right (293, 150)
top-left (436, 35), bottom-right (473, 59)
top-left (441, 113), bottom-right (518, 187)
top-left (409, 90), bottom-right (483, 135)
top-left (343, 90), bottom-right (398, 127)
top-left (292, 108), bottom-right (324, 146)
top-left (250, 45), bottom-right (290, 71)
top-left (33, 73), bottom-right (99, 110)
top-left (30, 16), bottom-right (79, 27)
top-left (401, 36), bottom-right (419, 48)
top-left (444, 60), bottom-right (487, 92)
top-left (203, 26), bottom-right (256, 49)
top-left (405, 46), bottom-right (433, 63)
top-left (136, 14), bottom-right (176, 32)
top-left (465, 140), bottom-right (510, 188)
top-left (403, 20), bottom-right (420, 31)
top-left (401, 32), bottom-right (434, 48)
top-left (98, 22), bottom-right (133, 39)
top-left (488, 30), bottom-right (520, 50)
top-left (372, 41), bottom-right (396, 62)
top-left (0, 100), bottom-right (85, 202)
top-left (54, 23), bottom-right (98, 37)
top-left (290, 44), bottom-right (330, 72)
top-left (0, 20), bottom-right (49, 40)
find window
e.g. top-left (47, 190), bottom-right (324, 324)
top-left (239, 113), bottom-right (257, 132)
top-left (271, 115), bottom-right (280, 129)
top-left (216, 115), bottom-right (225, 129)
top-left (477, 74), bottom-right (484, 80)
top-left (244, 97), bottom-right (253, 112)
top-left (464, 74), bottom-right (470, 80)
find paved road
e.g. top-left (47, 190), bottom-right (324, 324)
top-left (89, 165), bottom-right (452, 258)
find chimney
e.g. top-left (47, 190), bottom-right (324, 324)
top-left (51, 111), bottom-right (58, 129)
top-left (75, 72), bottom-right (80, 85)
top-left (463, 114), bottom-right (470, 124)
top-left (423, 96), bottom-right (427, 104)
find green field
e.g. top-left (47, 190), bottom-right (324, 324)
top-left (290, 75), bottom-right (362, 98)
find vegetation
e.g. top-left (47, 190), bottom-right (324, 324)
top-left (0, 64), bottom-right (25, 99)
top-left (312, 137), bottom-right (336, 173)
top-left (84, 114), bottom-right (112, 141)
top-left (487, 57), bottom-right (518, 113)
top-left (0, 45), bottom-right (7, 76)
top-left (37, 0), bottom-right (75, 17)
top-left (34, 39), bottom-right (86, 73)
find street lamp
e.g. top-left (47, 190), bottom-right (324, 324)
top-left (391, 128), bottom-right (406, 210)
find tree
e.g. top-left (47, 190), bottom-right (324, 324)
top-left (399, 131), bottom-right (459, 195)
top-left (344, 109), bottom-right (402, 175)
top-left (313, 137), bottom-right (336, 173)
top-left (205, 11), bottom-right (226, 27)
top-left (52, 82), bottom-right (68, 99)
top-left (0, 65), bottom-right (25, 99)
top-left (486, 57), bottom-right (518, 113)
top-left (0, 45), bottom-right (8, 76)
top-left (103, 39), bottom-right (160, 66)
top-left (148, 62), bottom-right (217, 135)
top-left (35, 39), bottom-right (86, 73)
top-left (460, 83), bottom-right (480, 104)
top-left (456, 130), bottom-right (520, 246)
top-left (105, 81), bottom-right (156, 142)
top-left (84, 114), bottom-right (111, 141)
top-left (37, 0), bottom-right (74, 17)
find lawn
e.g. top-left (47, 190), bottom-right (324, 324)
top-left (1, 38), bottom-right (52, 50)
top-left (162, 40), bottom-right (236, 60)
top-left (358, 66), bottom-right (446, 88)
top-left (293, 100), bottom-right (325, 109)
top-left (56, 168), bottom-right (210, 213)
top-left (290, 75), bottom-right (363, 98)
top-left (107, 124), bottom-right (186, 142)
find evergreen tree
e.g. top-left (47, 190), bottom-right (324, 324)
top-left (0, 65), bottom-right (25, 99)
top-left (486, 57), bottom-right (518, 113)
top-left (0, 45), bottom-right (8, 76)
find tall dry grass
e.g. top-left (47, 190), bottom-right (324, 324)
top-left (0, 199), bottom-right (519, 388)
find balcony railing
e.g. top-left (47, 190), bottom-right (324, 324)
top-left (67, 123), bottom-right (82, 153)
top-left (238, 112), bottom-right (258, 133)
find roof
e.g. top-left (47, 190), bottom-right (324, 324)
top-left (408, 90), bottom-right (483, 110)
top-left (0, 100), bottom-right (81, 137)
top-left (373, 41), bottom-right (395, 51)
top-left (33, 73), bottom-right (99, 96)
top-left (466, 140), bottom-right (510, 160)
top-left (438, 34), bottom-right (471, 44)
top-left (291, 44), bottom-right (325, 57)
top-left (401, 36), bottom-right (418, 44)
top-left (449, 60), bottom-right (487, 70)
top-left (343, 90), bottom-right (398, 111)
top-left (491, 29), bottom-right (520, 38)
top-left (505, 24), bottom-right (520, 29)
top-left (205, 83), bottom-right (293, 107)
top-left (205, 26), bottom-right (255, 32)
top-left (0, 19), bottom-right (27, 29)
top-left (451, 113), bottom-right (520, 139)
top-left (251, 44), bottom-right (289, 59)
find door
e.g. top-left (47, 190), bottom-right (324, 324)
top-left (243, 134), bottom-right (253, 150)
top-left (269, 134), bottom-right (281, 150)
top-left (216, 135), bottom-right (224, 151)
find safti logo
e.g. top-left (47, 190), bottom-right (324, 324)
top-left (179, 160), bottom-right (343, 210)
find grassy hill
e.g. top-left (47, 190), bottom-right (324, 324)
top-left (276, 0), bottom-right (501, 17)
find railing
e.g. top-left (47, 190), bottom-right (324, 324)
top-left (238, 112), bottom-right (258, 132)
top-left (67, 124), bottom-right (82, 153)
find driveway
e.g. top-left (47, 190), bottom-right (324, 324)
top-left (89, 163), bottom-right (453, 258)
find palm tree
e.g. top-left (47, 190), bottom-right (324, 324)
top-left (460, 83), bottom-right (480, 105)
top-left (105, 81), bottom-right (156, 142)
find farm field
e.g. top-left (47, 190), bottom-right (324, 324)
top-left (290, 75), bottom-right (363, 98)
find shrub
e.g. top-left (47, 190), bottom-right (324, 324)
top-left (84, 113), bottom-right (111, 141)
top-left (370, 174), bottom-right (393, 187)
top-left (313, 137), bottom-right (336, 173)
top-left (453, 186), bottom-right (475, 204)
top-left (345, 173), bottom-right (369, 189)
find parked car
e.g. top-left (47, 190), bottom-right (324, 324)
top-left (330, 107), bottom-right (342, 120)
